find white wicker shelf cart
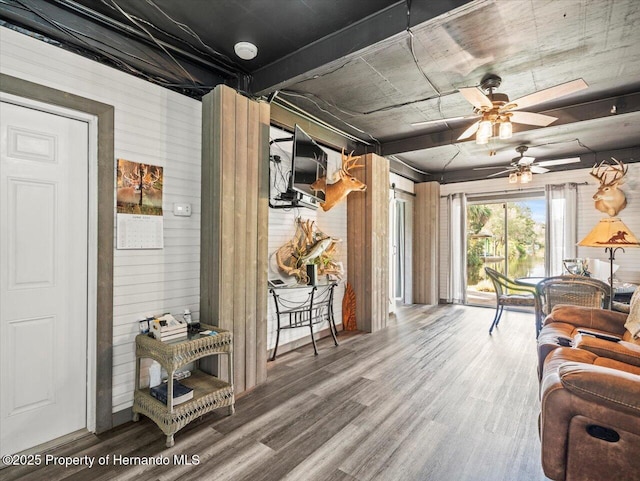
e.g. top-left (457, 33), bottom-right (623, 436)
top-left (132, 325), bottom-right (234, 447)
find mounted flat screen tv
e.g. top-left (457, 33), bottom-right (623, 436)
top-left (290, 125), bottom-right (328, 203)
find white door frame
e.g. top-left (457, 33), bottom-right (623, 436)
top-left (1, 92), bottom-right (98, 433)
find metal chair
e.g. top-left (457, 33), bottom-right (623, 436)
top-left (536, 275), bottom-right (611, 325)
top-left (484, 267), bottom-right (536, 334)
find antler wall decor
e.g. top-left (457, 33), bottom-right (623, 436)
top-left (274, 218), bottom-right (344, 283)
top-left (311, 149), bottom-right (366, 211)
top-left (590, 158), bottom-right (628, 216)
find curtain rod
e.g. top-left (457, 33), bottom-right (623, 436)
top-left (439, 181), bottom-right (589, 198)
top-left (390, 183), bottom-right (416, 197)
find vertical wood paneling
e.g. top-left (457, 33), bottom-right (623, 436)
top-left (201, 85), bottom-right (269, 394)
top-left (413, 182), bottom-right (440, 304)
top-left (347, 153), bottom-right (389, 333)
top-left (233, 93), bottom-right (248, 392)
top-left (256, 103), bottom-right (270, 383)
top-left (244, 101), bottom-right (258, 390)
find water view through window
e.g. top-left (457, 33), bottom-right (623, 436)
top-left (466, 199), bottom-right (546, 307)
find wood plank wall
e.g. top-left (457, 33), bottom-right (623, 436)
top-left (347, 153), bottom-right (389, 332)
top-left (200, 85), bottom-right (270, 394)
top-left (413, 182), bottom-right (440, 304)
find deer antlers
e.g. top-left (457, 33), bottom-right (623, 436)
top-left (590, 157), bottom-right (628, 216)
top-left (590, 157), bottom-right (628, 186)
top-left (340, 149), bottom-right (364, 177)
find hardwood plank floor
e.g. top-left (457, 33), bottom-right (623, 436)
top-left (3, 304), bottom-right (549, 481)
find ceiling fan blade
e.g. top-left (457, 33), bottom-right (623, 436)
top-left (535, 157), bottom-right (581, 167)
top-left (530, 165), bottom-right (550, 174)
top-left (517, 156), bottom-right (536, 166)
top-left (457, 120), bottom-right (480, 140)
top-left (510, 111), bottom-right (557, 126)
top-left (473, 165), bottom-right (513, 171)
top-left (509, 78), bottom-right (588, 111)
top-left (486, 169), bottom-right (514, 178)
top-left (411, 115), bottom-right (470, 127)
top-left (458, 87), bottom-right (493, 110)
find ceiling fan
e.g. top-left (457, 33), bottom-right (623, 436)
top-left (474, 145), bottom-right (581, 183)
top-left (412, 74), bottom-right (588, 143)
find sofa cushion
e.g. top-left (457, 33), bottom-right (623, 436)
top-left (559, 361), bottom-right (640, 416)
top-left (624, 288), bottom-right (640, 339)
top-left (544, 305), bottom-right (628, 335)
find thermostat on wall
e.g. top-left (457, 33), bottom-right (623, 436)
top-left (173, 203), bottom-right (191, 216)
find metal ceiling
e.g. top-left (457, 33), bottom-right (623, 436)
top-left (2, 0), bottom-right (639, 183)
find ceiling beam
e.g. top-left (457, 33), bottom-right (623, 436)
top-left (436, 146), bottom-right (640, 184)
top-left (250, 0), bottom-right (472, 95)
top-left (382, 91), bottom-right (640, 156)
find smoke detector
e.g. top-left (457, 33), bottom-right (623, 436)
top-left (234, 41), bottom-right (258, 60)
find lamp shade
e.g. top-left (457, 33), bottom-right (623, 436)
top-left (578, 217), bottom-right (640, 248)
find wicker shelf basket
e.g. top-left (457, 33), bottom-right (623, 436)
top-left (132, 325), bottom-right (234, 446)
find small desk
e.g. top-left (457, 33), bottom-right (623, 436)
top-left (269, 282), bottom-right (339, 360)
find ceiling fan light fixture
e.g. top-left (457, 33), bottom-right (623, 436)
top-left (509, 172), bottom-right (518, 183)
top-left (476, 120), bottom-right (492, 144)
top-left (521, 169), bottom-right (533, 183)
top-left (499, 120), bottom-right (512, 139)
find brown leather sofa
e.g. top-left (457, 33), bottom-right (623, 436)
top-left (537, 304), bottom-right (639, 378)
top-left (540, 347), bottom-right (640, 481)
top-left (537, 303), bottom-right (640, 481)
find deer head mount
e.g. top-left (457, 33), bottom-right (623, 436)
top-left (590, 158), bottom-right (628, 216)
top-left (311, 149), bottom-right (366, 211)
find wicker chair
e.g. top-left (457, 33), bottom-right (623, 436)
top-left (536, 275), bottom-right (611, 322)
top-left (484, 267), bottom-right (536, 334)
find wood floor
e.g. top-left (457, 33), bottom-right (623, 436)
top-left (4, 304), bottom-right (549, 481)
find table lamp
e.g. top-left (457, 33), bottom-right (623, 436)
top-left (578, 217), bottom-right (640, 309)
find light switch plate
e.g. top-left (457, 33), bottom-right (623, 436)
top-left (173, 203), bottom-right (191, 216)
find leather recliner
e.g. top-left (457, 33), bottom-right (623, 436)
top-left (540, 346), bottom-right (640, 481)
top-left (537, 304), bottom-right (640, 378)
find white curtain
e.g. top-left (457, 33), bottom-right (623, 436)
top-left (448, 193), bottom-right (467, 303)
top-left (545, 183), bottom-right (578, 276)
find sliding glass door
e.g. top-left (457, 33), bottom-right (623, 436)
top-left (391, 199), bottom-right (406, 300)
top-left (466, 198), bottom-right (545, 307)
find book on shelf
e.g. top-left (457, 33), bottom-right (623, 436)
top-left (157, 331), bottom-right (188, 342)
top-left (150, 314), bottom-right (188, 340)
top-left (150, 379), bottom-right (194, 405)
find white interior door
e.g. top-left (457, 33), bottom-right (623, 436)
top-left (0, 101), bottom-right (89, 456)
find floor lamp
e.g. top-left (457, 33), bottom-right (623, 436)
top-left (578, 217), bottom-right (640, 309)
